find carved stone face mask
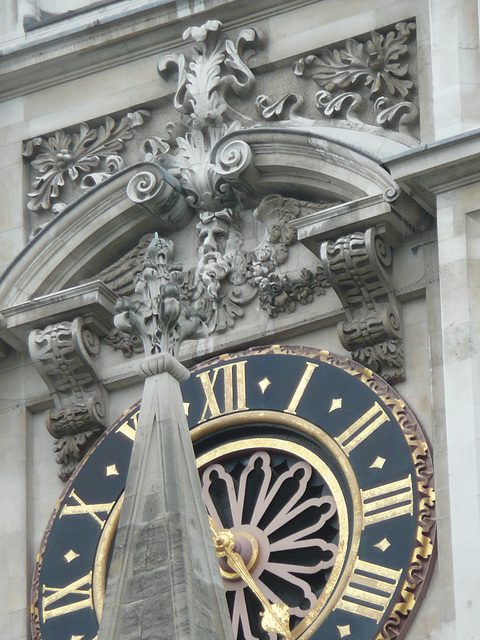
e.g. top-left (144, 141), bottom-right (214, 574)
top-left (197, 218), bottom-right (230, 257)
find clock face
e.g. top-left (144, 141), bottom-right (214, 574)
top-left (31, 346), bottom-right (436, 640)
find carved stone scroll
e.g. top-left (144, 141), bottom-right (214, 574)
top-left (28, 317), bottom-right (107, 480)
top-left (320, 227), bottom-right (404, 383)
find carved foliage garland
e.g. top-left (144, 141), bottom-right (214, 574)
top-left (293, 22), bottom-right (418, 136)
top-left (28, 317), bottom-right (107, 480)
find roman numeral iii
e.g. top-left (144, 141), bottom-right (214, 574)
top-left (42, 572), bottom-right (94, 622)
top-left (336, 559), bottom-right (402, 622)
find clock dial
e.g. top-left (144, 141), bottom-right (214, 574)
top-left (31, 346), bottom-right (436, 640)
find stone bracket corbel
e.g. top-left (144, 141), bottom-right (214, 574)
top-left (28, 316), bottom-right (107, 481)
top-left (319, 226), bottom-right (404, 383)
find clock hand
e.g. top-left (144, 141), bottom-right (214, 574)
top-left (208, 516), bottom-right (293, 639)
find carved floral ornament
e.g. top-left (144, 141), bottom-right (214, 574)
top-left (18, 20), bottom-right (417, 480)
top-left (21, 21), bottom-right (410, 383)
top-left (291, 22), bottom-right (418, 135)
top-left (21, 20), bottom-right (419, 222)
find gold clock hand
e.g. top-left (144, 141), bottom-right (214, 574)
top-left (208, 517), bottom-right (293, 639)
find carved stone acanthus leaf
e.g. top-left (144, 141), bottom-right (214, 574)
top-left (142, 21), bottom-right (261, 213)
top-left (158, 20), bottom-right (259, 129)
top-left (319, 227), bottom-right (404, 383)
top-left (23, 110), bottom-right (150, 215)
top-left (114, 234), bottom-right (208, 357)
top-left (28, 317), bottom-right (107, 480)
top-left (293, 22), bottom-right (417, 136)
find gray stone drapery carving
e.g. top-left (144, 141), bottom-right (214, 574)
top-left (28, 317), bottom-right (107, 480)
top-left (320, 227), bottom-right (404, 383)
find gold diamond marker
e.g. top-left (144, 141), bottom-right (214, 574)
top-left (259, 377), bottom-right (271, 394)
top-left (71, 635), bottom-right (85, 640)
top-left (184, 402), bottom-right (190, 416)
top-left (64, 549), bottom-right (80, 563)
top-left (106, 464), bottom-right (119, 476)
top-left (329, 398), bottom-right (342, 412)
top-left (337, 625), bottom-right (351, 638)
top-left (375, 538), bottom-right (391, 552)
top-left (370, 456), bottom-right (386, 469)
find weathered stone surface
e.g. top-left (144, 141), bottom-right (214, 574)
top-left (98, 358), bottom-right (233, 640)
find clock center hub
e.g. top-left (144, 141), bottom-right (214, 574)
top-left (217, 530), bottom-right (260, 581)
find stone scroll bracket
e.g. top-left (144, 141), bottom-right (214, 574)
top-left (28, 316), bottom-right (108, 481)
top-left (0, 281), bottom-right (116, 480)
top-left (319, 226), bottom-right (404, 383)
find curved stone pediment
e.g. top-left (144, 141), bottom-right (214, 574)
top-left (211, 127), bottom-right (400, 203)
top-left (0, 162), bottom-right (194, 308)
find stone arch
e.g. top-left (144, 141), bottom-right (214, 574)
top-left (0, 131), bottom-right (406, 311)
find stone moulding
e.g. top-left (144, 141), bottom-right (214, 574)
top-left (291, 191), bottom-right (430, 250)
top-left (319, 226), bottom-right (404, 383)
top-left (28, 316), bottom-right (107, 480)
top-left (210, 128), bottom-right (401, 202)
top-left (0, 162), bottom-right (194, 309)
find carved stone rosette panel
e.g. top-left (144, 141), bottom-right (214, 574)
top-left (320, 227), bottom-right (404, 383)
top-left (28, 317), bottom-right (107, 480)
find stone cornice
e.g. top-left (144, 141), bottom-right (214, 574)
top-left (384, 129), bottom-right (480, 212)
top-left (291, 192), bottom-right (428, 249)
top-left (0, 280), bottom-right (117, 354)
top-left (0, 0), bottom-right (315, 103)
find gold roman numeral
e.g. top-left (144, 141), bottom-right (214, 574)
top-left (116, 412), bottom-right (139, 441)
top-left (335, 402), bottom-right (389, 455)
top-left (42, 571), bottom-right (94, 622)
top-left (285, 362), bottom-right (319, 414)
top-left (197, 360), bottom-right (248, 422)
top-left (59, 489), bottom-right (115, 527)
top-left (362, 475), bottom-right (414, 526)
top-left (336, 558), bottom-right (402, 622)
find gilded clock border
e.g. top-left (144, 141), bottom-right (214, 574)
top-left (189, 345), bottom-right (437, 640)
top-left (31, 346), bottom-right (436, 640)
